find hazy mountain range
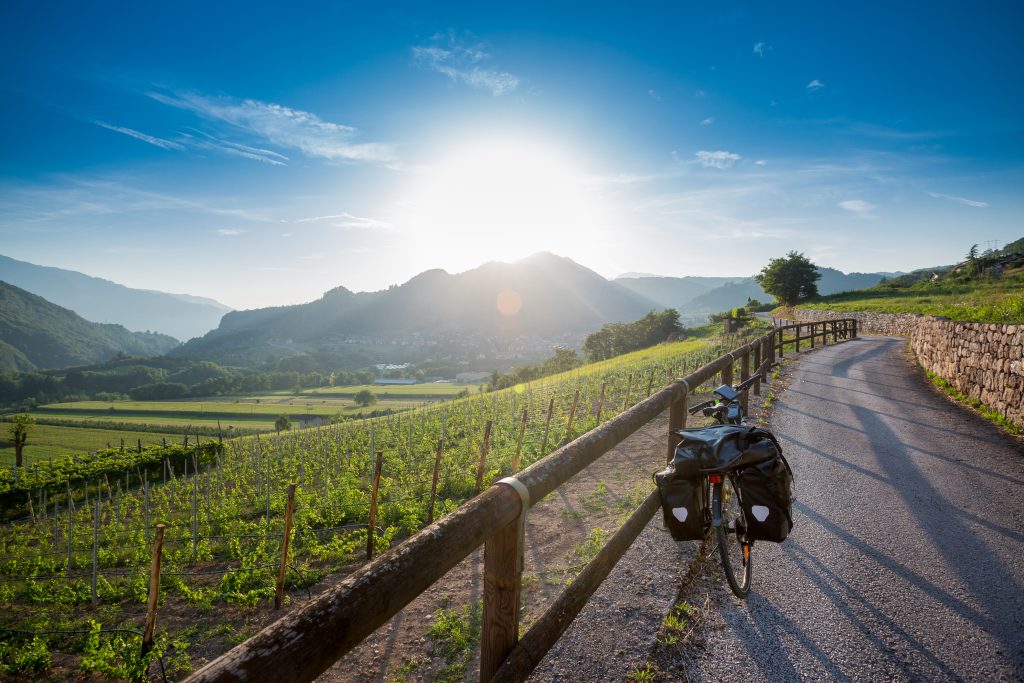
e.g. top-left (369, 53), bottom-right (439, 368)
top-left (0, 251), bottom-right (896, 372)
top-left (0, 281), bottom-right (179, 372)
top-left (0, 254), bottom-right (232, 341)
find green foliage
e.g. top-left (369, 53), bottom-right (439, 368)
top-left (427, 599), bottom-right (482, 680)
top-left (490, 346), bottom-right (583, 390)
top-left (572, 527), bottom-right (608, 566)
top-left (352, 389), bottom-right (377, 407)
top-left (0, 636), bottom-right (51, 675)
top-left (926, 371), bottom-right (1022, 434)
top-left (583, 309), bottom-right (682, 361)
top-left (274, 414), bottom-right (292, 431)
top-left (755, 251), bottom-right (821, 306)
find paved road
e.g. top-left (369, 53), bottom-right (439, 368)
top-left (685, 336), bottom-right (1024, 682)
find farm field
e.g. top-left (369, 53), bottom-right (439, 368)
top-left (0, 424), bottom-right (184, 465)
top-left (0, 327), bottom-right (769, 678)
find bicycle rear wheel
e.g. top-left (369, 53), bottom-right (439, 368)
top-left (714, 477), bottom-right (752, 598)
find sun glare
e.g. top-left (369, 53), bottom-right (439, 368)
top-left (401, 136), bottom-right (607, 270)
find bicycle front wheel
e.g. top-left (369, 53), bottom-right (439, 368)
top-left (714, 477), bottom-right (752, 598)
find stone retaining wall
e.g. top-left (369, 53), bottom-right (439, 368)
top-left (786, 309), bottom-right (1023, 428)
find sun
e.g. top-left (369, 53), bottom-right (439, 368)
top-left (400, 135), bottom-right (608, 270)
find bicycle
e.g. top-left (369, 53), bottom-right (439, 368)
top-left (685, 375), bottom-right (761, 598)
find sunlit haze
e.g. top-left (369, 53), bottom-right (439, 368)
top-left (1, 2), bottom-right (1021, 309)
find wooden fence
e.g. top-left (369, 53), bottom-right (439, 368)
top-left (185, 320), bottom-right (857, 683)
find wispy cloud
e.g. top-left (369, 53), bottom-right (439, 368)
top-left (216, 228), bottom-right (244, 236)
top-left (695, 150), bottom-right (742, 169)
top-left (838, 199), bottom-right (877, 217)
top-left (181, 130), bottom-right (289, 166)
top-left (806, 79), bottom-right (825, 91)
top-left (648, 89), bottom-right (661, 100)
top-left (147, 89), bottom-right (395, 162)
top-left (296, 212), bottom-right (393, 230)
top-left (754, 160), bottom-right (767, 166)
top-left (753, 42), bottom-right (770, 57)
top-left (927, 191), bottom-right (988, 208)
top-left (412, 33), bottom-right (520, 96)
top-left (94, 122), bottom-right (184, 151)
top-left (700, 117), bottom-right (715, 126)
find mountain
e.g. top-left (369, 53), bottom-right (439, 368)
top-left (617, 267), bottom-right (897, 318)
top-left (0, 282), bottom-right (180, 371)
top-left (174, 253), bottom-right (662, 365)
top-left (0, 254), bottom-right (232, 340)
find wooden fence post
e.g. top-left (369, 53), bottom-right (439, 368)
top-left (667, 386), bottom-right (688, 464)
top-left (810, 322), bottom-right (816, 348)
top-left (511, 410), bottom-right (527, 473)
top-left (540, 399), bottom-right (555, 455)
top-left (777, 328), bottom-right (785, 358)
top-left (427, 439), bottom-right (444, 525)
top-left (92, 498), bottom-right (99, 607)
top-left (622, 374), bottom-right (634, 412)
top-left (752, 343), bottom-right (762, 396)
top-left (366, 451), bottom-right (384, 560)
top-left (476, 420), bottom-right (493, 494)
top-left (645, 371), bottom-right (654, 398)
top-left (595, 382), bottom-right (606, 424)
top-left (66, 502), bottom-right (73, 578)
top-left (722, 355), bottom-right (734, 388)
top-left (275, 484), bottom-right (296, 610)
top-left (795, 324), bottom-right (801, 353)
top-left (141, 523), bottom-right (166, 657)
top-left (565, 390), bottom-right (580, 440)
top-left (481, 481), bottom-right (528, 683)
top-left (852, 319), bottom-right (858, 338)
top-left (739, 350), bottom-right (750, 414)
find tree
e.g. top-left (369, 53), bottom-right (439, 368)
top-left (7, 414), bottom-right (35, 467)
top-left (274, 415), bottom-right (291, 432)
top-left (353, 389), bottom-right (377, 407)
top-left (755, 252), bottom-right (821, 306)
top-left (965, 244), bottom-right (980, 276)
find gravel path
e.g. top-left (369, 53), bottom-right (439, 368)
top-left (683, 336), bottom-right (1024, 682)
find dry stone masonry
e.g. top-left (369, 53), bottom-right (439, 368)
top-left (787, 309), bottom-right (1024, 429)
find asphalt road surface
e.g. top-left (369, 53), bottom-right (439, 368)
top-left (685, 335), bottom-right (1024, 682)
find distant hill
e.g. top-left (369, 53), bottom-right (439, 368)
top-left (617, 267), bottom-right (898, 318)
top-left (0, 254), bottom-right (232, 341)
top-left (174, 253), bottom-right (661, 365)
top-left (0, 282), bottom-right (179, 371)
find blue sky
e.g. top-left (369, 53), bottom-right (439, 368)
top-left (2, 1), bottom-right (1022, 309)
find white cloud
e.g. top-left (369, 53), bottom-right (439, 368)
top-left (838, 199), bottom-right (877, 217)
top-left (148, 90), bottom-right (395, 162)
top-left (94, 122), bottom-right (184, 151)
top-left (297, 212), bottom-right (393, 230)
top-left (755, 160), bottom-right (767, 166)
top-left (753, 42), bottom-right (769, 57)
top-left (927, 191), bottom-right (988, 208)
top-left (216, 228), bottom-right (244, 236)
top-left (700, 117), bottom-right (715, 126)
top-left (806, 79), bottom-right (825, 91)
top-left (412, 34), bottom-right (520, 96)
top-left (695, 150), bottom-right (742, 169)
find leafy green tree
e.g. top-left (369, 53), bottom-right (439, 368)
top-left (353, 389), bottom-right (377, 407)
top-left (7, 414), bottom-right (35, 467)
top-left (274, 415), bottom-right (291, 432)
top-left (755, 252), bottom-right (821, 306)
top-left (965, 244), bottom-right (980, 276)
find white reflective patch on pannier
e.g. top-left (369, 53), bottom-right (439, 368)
top-left (672, 507), bottom-right (689, 522)
top-left (751, 505), bottom-right (770, 522)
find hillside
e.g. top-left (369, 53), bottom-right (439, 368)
top-left (174, 253), bottom-right (661, 366)
top-left (0, 281), bottom-right (180, 371)
top-left (0, 254), bottom-right (232, 341)
top-left (795, 239), bottom-right (1024, 323)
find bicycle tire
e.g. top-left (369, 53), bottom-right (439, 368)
top-left (713, 478), bottom-right (752, 598)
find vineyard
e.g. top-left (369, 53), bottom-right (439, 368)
top-left (0, 329), bottom-right (765, 677)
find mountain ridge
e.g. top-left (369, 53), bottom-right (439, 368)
top-left (0, 254), bottom-right (232, 341)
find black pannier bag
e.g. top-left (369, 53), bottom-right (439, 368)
top-left (734, 448), bottom-right (794, 543)
top-left (654, 464), bottom-right (706, 541)
top-left (657, 424), bottom-right (794, 543)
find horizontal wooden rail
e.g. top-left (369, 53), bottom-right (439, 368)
top-left (186, 320), bottom-right (857, 683)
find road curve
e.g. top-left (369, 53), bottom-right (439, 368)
top-left (685, 335), bottom-right (1024, 682)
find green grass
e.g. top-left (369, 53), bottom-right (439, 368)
top-left (797, 271), bottom-right (1024, 323)
top-left (926, 371), bottom-right (1022, 434)
top-left (301, 381), bottom-right (484, 398)
top-left (0, 424), bottom-right (183, 464)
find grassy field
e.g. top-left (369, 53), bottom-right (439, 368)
top-left (0, 424), bottom-right (183, 465)
top-left (301, 381), bottom-right (483, 398)
top-left (796, 270), bottom-right (1024, 323)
